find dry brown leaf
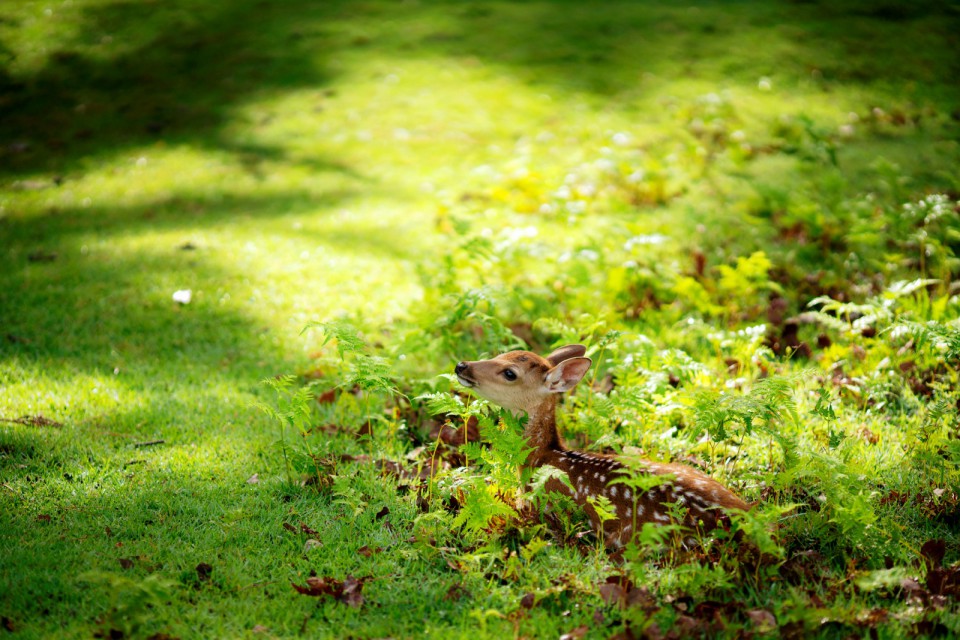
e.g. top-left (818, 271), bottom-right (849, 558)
top-left (746, 609), bottom-right (777, 634)
top-left (195, 562), bottom-right (212, 581)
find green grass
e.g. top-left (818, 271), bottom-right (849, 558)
top-left (2, 0), bottom-right (960, 638)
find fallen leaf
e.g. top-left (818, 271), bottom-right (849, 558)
top-left (520, 592), bottom-right (536, 609)
top-left (430, 417), bottom-right (480, 446)
top-left (625, 586), bottom-right (656, 611)
top-left (926, 565), bottom-right (960, 596)
top-left (118, 558), bottom-right (135, 570)
top-left (857, 608), bottom-right (888, 626)
top-left (304, 539), bottom-right (322, 553)
top-left (1, 414), bottom-right (63, 428)
top-left (559, 625), bottom-right (588, 640)
top-left (356, 422), bottom-right (375, 438)
top-left (340, 575), bottom-right (366, 608)
top-left (282, 522), bottom-right (297, 533)
top-left (36, 514), bottom-right (51, 523)
top-left (252, 625), bottom-right (269, 634)
top-left (292, 575), bottom-right (342, 598)
top-left (673, 614), bottom-right (703, 636)
top-left (357, 545), bottom-right (374, 558)
top-left (444, 584), bottom-right (468, 601)
top-left (375, 506), bottom-right (390, 520)
top-left (196, 562), bottom-right (212, 581)
top-left (599, 582), bottom-right (625, 606)
top-left (27, 250), bottom-right (57, 262)
top-left (747, 609), bottom-right (777, 634)
top-left (291, 575), bottom-right (370, 608)
top-left (316, 389), bottom-right (337, 404)
top-left (299, 522), bottom-right (319, 536)
top-left (900, 576), bottom-right (923, 598)
top-left (921, 539), bottom-right (946, 569)
top-left (246, 474), bottom-right (259, 485)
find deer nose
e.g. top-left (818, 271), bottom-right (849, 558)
top-left (455, 362), bottom-right (469, 375)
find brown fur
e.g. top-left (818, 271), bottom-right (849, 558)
top-left (455, 346), bottom-right (748, 547)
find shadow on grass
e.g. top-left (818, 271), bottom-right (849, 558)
top-left (3, 0), bottom-right (957, 181)
top-left (0, 184), bottom-right (415, 372)
top-left (404, 1), bottom-right (960, 98)
top-left (0, 0), bottom-right (343, 178)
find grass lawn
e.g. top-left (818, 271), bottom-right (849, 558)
top-left (2, 1), bottom-right (960, 638)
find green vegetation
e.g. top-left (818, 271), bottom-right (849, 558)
top-left (2, 0), bottom-right (959, 637)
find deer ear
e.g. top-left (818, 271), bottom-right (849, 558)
top-left (544, 357), bottom-right (592, 393)
top-left (545, 344), bottom-right (587, 367)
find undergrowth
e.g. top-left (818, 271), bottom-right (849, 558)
top-left (261, 186), bottom-right (960, 638)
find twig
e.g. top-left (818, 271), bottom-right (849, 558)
top-left (2, 483), bottom-right (19, 496)
top-left (124, 459), bottom-right (146, 467)
top-left (0, 415), bottom-right (63, 428)
top-left (132, 440), bottom-right (165, 448)
top-left (300, 601), bottom-right (323, 635)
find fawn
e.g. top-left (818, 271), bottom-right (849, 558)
top-left (455, 345), bottom-right (748, 548)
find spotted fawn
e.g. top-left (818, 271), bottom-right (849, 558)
top-left (455, 345), bottom-right (748, 547)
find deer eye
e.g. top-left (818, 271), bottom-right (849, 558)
top-left (502, 369), bottom-right (517, 381)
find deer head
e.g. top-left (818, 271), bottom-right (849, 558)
top-left (454, 344), bottom-right (591, 414)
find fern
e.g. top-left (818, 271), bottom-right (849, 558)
top-left (528, 466), bottom-right (574, 495)
top-left (478, 411), bottom-right (533, 469)
top-left (304, 319), bottom-right (367, 358)
top-left (451, 483), bottom-right (516, 532)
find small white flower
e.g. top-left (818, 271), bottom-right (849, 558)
top-left (758, 77), bottom-right (772, 91)
top-left (612, 132), bottom-right (631, 146)
top-left (595, 158), bottom-right (616, 172)
top-left (173, 289), bottom-right (192, 304)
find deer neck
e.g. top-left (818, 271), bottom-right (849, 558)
top-left (520, 395), bottom-right (564, 467)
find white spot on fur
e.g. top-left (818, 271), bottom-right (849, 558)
top-left (624, 489), bottom-right (632, 500)
top-left (654, 512), bottom-right (669, 523)
top-left (610, 486), bottom-right (618, 498)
